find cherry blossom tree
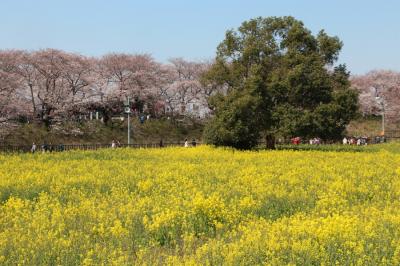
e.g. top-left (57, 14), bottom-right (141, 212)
top-left (352, 70), bottom-right (400, 123)
top-left (169, 58), bottom-right (203, 111)
top-left (0, 50), bottom-right (29, 123)
top-left (0, 69), bottom-right (16, 123)
top-left (99, 53), bottom-right (159, 100)
top-left (14, 51), bottom-right (39, 116)
top-left (62, 53), bottom-right (93, 105)
top-left (152, 64), bottom-right (177, 115)
top-left (29, 49), bottom-right (72, 124)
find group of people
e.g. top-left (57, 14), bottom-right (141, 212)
top-left (184, 138), bottom-right (197, 147)
top-left (309, 137), bottom-right (321, 145)
top-left (111, 140), bottom-right (121, 148)
top-left (290, 137), bottom-right (322, 145)
top-left (110, 138), bottom-right (197, 148)
top-left (290, 137), bottom-right (301, 145)
top-left (139, 114), bottom-right (151, 124)
top-left (31, 142), bottom-right (65, 153)
top-left (289, 136), bottom-right (374, 146)
top-left (342, 136), bottom-right (368, 146)
top-left (374, 135), bottom-right (386, 143)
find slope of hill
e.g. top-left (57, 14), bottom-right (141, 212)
top-left (2, 116), bottom-right (398, 146)
top-left (1, 119), bottom-right (204, 146)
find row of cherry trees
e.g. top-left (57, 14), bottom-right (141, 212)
top-left (2, 49), bottom-right (400, 127)
top-left (0, 49), bottom-right (217, 125)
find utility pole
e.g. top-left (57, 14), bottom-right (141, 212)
top-left (381, 102), bottom-right (385, 135)
top-left (124, 97), bottom-right (131, 145)
top-left (375, 96), bottom-right (385, 136)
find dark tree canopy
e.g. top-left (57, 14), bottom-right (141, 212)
top-left (203, 16), bottom-right (359, 149)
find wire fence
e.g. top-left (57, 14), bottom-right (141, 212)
top-left (0, 135), bottom-right (393, 154)
top-left (0, 142), bottom-right (200, 153)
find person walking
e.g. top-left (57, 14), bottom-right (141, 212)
top-left (31, 142), bottom-right (37, 153)
top-left (191, 139), bottom-right (197, 147)
top-left (49, 143), bottom-right (54, 152)
top-left (111, 140), bottom-right (116, 149)
top-left (184, 138), bottom-right (189, 148)
top-left (41, 143), bottom-right (47, 153)
top-left (58, 143), bottom-right (65, 152)
top-left (159, 139), bottom-right (164, 148)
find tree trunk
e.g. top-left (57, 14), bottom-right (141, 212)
top-left (265, 134), bottom-right (276, 150)
top-left (29, 83), bottom-right (36, 117)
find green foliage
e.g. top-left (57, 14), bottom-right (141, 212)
top-left (203, 69), bottom-right (269, 149)
top-left (203, 16), bottom-right (359, 149)
top-left (203, 94), bottom-right (262, 149)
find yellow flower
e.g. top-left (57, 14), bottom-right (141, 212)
top-left (1, 145), bottom-right (400, 264)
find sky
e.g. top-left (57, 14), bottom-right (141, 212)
top-left (1, 0), bottom-right (399, 74)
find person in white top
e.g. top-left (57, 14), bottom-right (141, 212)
top-left (111, 140), bottom-right (116, 149)
top-left (342, 137), bottom-right (348, 145)
top-left (31, 142), bottom-right (37, 153)
top-left (356, 138), bottom-right (361, 146)
top-left (184, 138), bottom-right (189, 148)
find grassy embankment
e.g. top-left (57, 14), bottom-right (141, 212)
top-left (2, 116), bottom-right (398, 146)
top-left (2, 119), bottom-right (203, 145)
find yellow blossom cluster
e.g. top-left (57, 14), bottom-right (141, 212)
top-left (1, 146), bottom-right (400, 264)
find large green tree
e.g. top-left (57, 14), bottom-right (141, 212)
top-left (202, 16), bottom-right (358, 149)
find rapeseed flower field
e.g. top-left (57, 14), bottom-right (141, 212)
top-left (1, 146), bottom-right (400, 265)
